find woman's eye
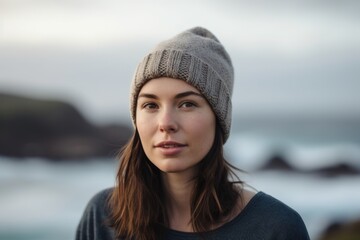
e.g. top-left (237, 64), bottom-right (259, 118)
top-left (180, 101), bottom-right (196, 108)
top-left (143, 103), bottom-right (158, 109)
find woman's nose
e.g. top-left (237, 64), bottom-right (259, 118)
top-left (158, 108), bottom-right (178, 133)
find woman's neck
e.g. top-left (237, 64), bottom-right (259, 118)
top-left (162, 172), bottom-right (195, 232)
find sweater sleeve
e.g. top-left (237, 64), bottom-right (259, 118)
top-left (231, 192), bottom-right (310, 240)
top-left (274, 208), bottom-right (310, 240)
top-left (262, 193), bottom-right (310, 240)
top-left (75, 188), bottom-right (115, 240)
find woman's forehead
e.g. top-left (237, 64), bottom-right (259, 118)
top-left (139, 77), bottom-right (200, 94)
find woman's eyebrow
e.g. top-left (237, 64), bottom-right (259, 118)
top-left (138, 93), bottom-right (158, 99)
top-left (175, 91), bottom-right (204, 99)
top-left (138, 91), bottom-right (204, 99)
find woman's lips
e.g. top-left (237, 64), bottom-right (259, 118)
top-left (155, 141), bottom-right (187, 156)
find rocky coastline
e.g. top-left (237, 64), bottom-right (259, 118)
top-left (0, 92), bottom-right (132, 160)
top-left (259, 151), bottom-right (360, 177)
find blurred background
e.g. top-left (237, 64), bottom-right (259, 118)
top-left (1, 0), bottom-right (360, 239)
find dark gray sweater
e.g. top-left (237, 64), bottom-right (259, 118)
top-left (76, 188), bottom-right (309, 240)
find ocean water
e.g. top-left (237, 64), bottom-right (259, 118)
top-left (1, 130), bottom-right (360, 240)
top-left (0, 158), bottom-right (117, 240)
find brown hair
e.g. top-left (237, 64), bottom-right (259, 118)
top-left (109, 123), bottom-right (243, 240)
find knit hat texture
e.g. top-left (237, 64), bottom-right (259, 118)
top-left (130, 26), bottom-right (234, 142)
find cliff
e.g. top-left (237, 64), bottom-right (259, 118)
top-left (0, 93), bottom-right (132, 160)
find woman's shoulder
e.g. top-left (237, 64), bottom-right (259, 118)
top-left (234, 191), bottom-right (310, 239)
top-left (241, 191), bottom-right (303, 224)
top-left (250, 191), bottom-right (303, 219)
top-left (81, 187), bottom-right (114, 222)
top-left (75, 188), bottom-right (115, 240)
top-left (80, 188), bottom-right (113, 216)
top-left (86, 188), bottom-right (113, 206)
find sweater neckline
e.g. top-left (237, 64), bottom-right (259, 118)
top-left (165, 191), bottom-right (265, 237)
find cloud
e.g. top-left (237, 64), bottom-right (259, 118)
top-left (2, 0), bottom-right (359, 54)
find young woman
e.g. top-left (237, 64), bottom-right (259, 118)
top-left (76, 27), bottom-right (309, 240)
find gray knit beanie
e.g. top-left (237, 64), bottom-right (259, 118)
top-left (130, 27), bottom-right (234, 142)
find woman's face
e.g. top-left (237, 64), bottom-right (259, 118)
top-left (136, 77), bottom-right (216, 175)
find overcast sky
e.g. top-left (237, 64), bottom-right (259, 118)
top-left (1, 0), bottom-right (360, 124)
